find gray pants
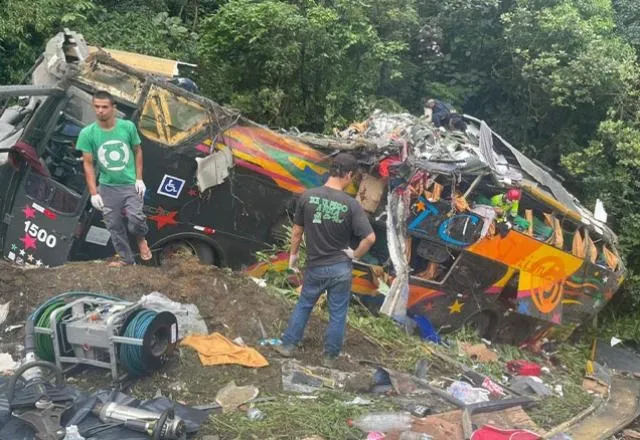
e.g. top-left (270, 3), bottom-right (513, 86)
top-left (99, 185), bottom-right (149, 264)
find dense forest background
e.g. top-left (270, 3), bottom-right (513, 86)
top-left (2, 0), bottom-right (640, 309)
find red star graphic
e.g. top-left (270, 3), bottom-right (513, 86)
top-left (20, 234), bottom-right (37, 250)
top-left (148, 210), bottom-right (178, 230)
top-left (187, 188), bottom-right (199, 197)
top-left (23, 205), bottom-right (36, 219)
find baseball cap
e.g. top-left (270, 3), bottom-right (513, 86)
top-left (332, 153), bottom-right (359, 172)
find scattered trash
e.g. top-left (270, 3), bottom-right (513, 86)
top-left (4, 324), bottom-right (23, 333)
top-left (250, 277), bottom-right (267, 288)
top-left (415, 358), bottom-right (430, 379)
top-left (407, 403), bottom-right (432, 417)
top-left (460, 343), bottom-right (498, 363)
top-left (506, 360), bottom-right (541, 377)
top-left (281, 360), bottom-right (370, 393)
top-left (548, 434), bottom-right (573, 440)
top-left (470, 425), bottom-right (539, 440)
top-left (348, 411), bottom-right (412, 433)
top-left (623, 429), bottom-right (640, 439)
top-left (398, 432), bottom-right (433, 440)
top-left (585, 360), bottom-right (611, 385)
top-left (509, 376), bottom-right (552, 397)
top-left (366, 433), bottom-right (385, 440)
top-left (254, 317), bottom-right (281, 346)
top-left (232, 336), bottom-right (245, 346)
top-left (0, 301), bottom-right (10, 326)
top-left (611, 336), bottom-right (622, 347)
top-left (245, 407), bottom-right (265, 421)
top-left (0, 352), bottom-right (17, 374)
top-left (139, 291), bottom-right (208, 338)
top-left (344, 396), bottom-right (372, 406)
top-left (63, 425), bottom-right (85, 440)
top-left (296, 395), bottom-right (319, 400)
top-left (554, 384), bottom-right (564, 397)
top-left (582, 376), bottom-right (608, 396)
top-left (258, 338), bottom-right (282, 347)
top-left (481, 377), bottom-right (506, 397)
top-left (215, 381), bottom-right (260, 413)
top-left (447, 381), bottom-right (490, 404)
top-left (413, 315), bottom-right (441, 343)
top-left (181, 332), bottom-right (269, 367)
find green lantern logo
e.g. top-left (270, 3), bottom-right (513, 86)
top-left (97, 140), bottom-right (131, 171)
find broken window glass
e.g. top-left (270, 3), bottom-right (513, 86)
top-left (139, 85), bottom-right (207, 146)
top-left (25, 172), bottom-right (81, 215)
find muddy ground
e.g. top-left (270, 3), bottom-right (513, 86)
top-left (0, 258), bottom-right (414, 437)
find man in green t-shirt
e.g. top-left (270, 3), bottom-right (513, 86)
top-left (76, 90), bottom-right (152, 266)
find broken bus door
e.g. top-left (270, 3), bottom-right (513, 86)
top-left (1, 88), bottom-right (90, 267)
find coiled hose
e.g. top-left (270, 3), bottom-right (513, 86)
top-left (119, 309), bottom-right (158, 376)
top-left (27, 291), bottom-right (122, 356)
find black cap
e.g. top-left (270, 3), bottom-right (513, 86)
top-left (332, 153), bottom-right (359, 172)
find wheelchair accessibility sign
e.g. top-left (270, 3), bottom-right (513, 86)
top-left (157, 174), bottom-right (186, 199)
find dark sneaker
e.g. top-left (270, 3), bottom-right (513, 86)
top-left (273, 344), bottom-right (295, 357)
top-left (321, 355), bottom-right (338, 369)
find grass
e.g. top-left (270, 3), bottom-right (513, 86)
top-left (210, 391), bottom-right (399, 439)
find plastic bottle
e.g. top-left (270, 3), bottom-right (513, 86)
top-left (347, 412), bottom-right (412, 432)
top-left (63, 425), bottom-right (86, 440)
top-left (246, 407), bottom-right (265, 421)
top-left (398, 432), bottom-right (433, 440)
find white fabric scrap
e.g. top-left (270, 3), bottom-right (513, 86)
top-left (0, 352), bottom-right (18, 373)
top-left (195, 147), bottom-right (234, 192)
top-left (0, 301), bottom-right (10, 326)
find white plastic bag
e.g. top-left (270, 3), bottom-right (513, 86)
top-left (138, 291), bottom-right (208, 339)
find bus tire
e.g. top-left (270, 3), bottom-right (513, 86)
top-left (157, 239), bottom-right (216, 266)
top-left (192, 240), bottom-right (216, 265)
top-left (463, 310), bottom-right (498, 340)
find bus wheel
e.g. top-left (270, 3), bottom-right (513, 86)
top-left (463, 311), bottom-right (497, 340)
top-left (157, 240), bottom-right (216, 266)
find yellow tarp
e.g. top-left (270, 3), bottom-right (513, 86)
top-left (181, 333), bottom-right (269, 368)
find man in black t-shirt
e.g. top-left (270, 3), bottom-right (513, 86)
top-left (275, 153), bottom-right (376, 368)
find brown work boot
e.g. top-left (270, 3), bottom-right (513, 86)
top-left (321, 354), bottom-right (338, 369)
top-left (273, 344), bottom-right (295, 357)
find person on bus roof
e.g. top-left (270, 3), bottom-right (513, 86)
top-left (76, 90), bottom-right (152, 267)
top-left (274, 153), bottom-right (376, 368)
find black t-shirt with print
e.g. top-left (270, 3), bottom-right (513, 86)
top-left (294, 186), bottom-right (374, 268)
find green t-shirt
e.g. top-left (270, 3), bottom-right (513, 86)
top-left (76, 119), bottom-right (142, 186)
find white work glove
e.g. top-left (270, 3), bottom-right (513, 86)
top-left (90, 194), bottom-right (104, 211)
top-left (135, 179), bottom-right (146, 197)
top-left (343, 248), bottom-right (355, 260)
top-left (288, 253), bottom-right (299, 272)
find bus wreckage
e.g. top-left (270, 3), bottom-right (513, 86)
top-left (0, 30), bottom-right (625, 343)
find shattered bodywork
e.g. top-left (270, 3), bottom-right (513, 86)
top-left (0, 30), bottom-right (625, 341)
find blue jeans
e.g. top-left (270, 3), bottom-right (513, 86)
top-left (281, 261), bottom-right (353, 357)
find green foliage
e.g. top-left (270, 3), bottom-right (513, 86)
top-left (197, 0), bottom-right (409, 131)
top-left (77, 9), bottom-right (198, 60)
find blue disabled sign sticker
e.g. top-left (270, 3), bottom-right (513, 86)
top-left (157, 174), bottom-right (186, 199)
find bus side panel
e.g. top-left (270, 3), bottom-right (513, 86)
top-left (468, 230), bottom-right (584, 323)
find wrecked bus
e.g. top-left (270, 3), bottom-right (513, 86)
top-left (0, 31), bottom-right (625, 340)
